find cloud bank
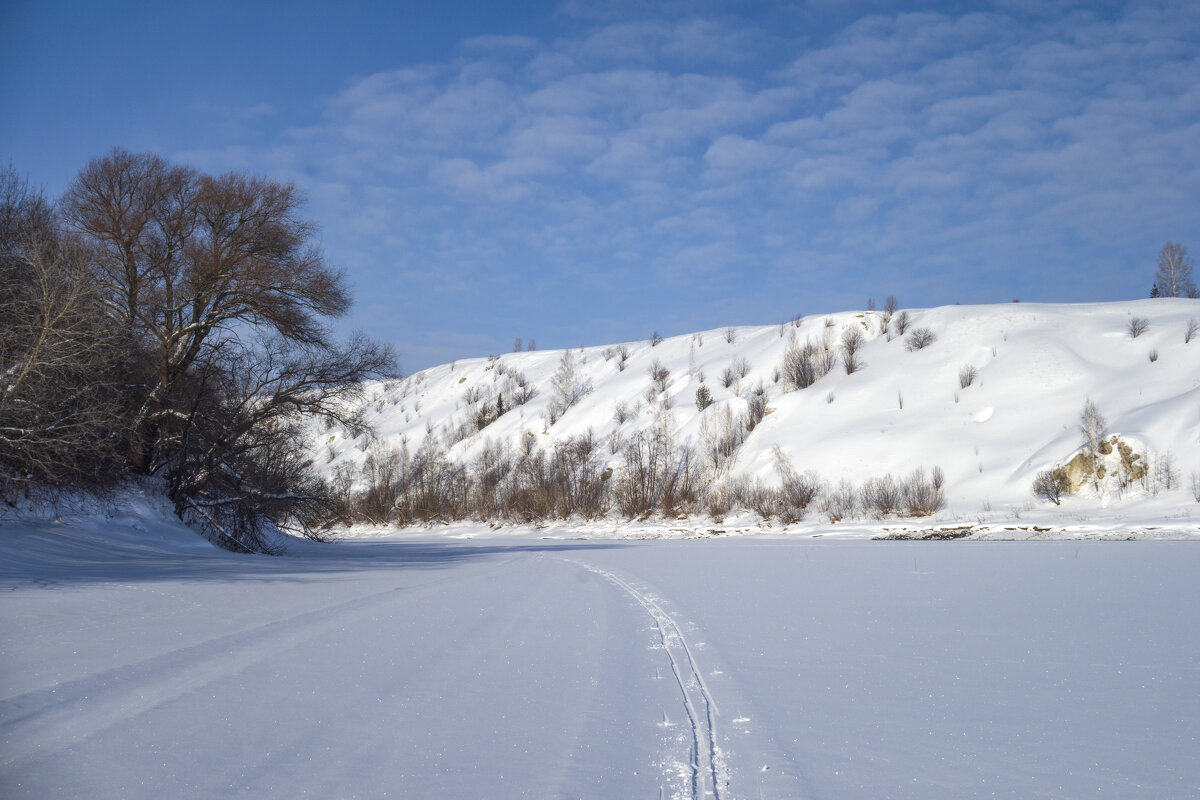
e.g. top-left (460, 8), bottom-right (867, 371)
top-left (185, 1), bottom-right (1200, 370)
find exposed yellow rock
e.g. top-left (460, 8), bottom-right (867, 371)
top-left (1056, 435), bottom-right (1145, 494)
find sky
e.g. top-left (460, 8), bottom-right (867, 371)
top-left (3, 0), bottom-right (1199, 372)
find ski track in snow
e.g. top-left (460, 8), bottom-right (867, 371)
top-left (561, 557), bottom-right (729, 800)
top-left (0, 586), bottom-right (404, 768)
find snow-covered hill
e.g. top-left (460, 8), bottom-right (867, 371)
top-left (321, 299), bottom-right (1200, 529)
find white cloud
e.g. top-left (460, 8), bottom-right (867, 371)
top-left (193, 2), bottom-right (1200, 367)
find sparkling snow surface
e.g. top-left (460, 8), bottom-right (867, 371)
top-left (3, 503), bottom-right (1199, 799)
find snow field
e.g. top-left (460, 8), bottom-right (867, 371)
top-left (4, 507), bottom-right (1199, 799)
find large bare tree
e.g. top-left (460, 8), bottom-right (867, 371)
top-left (62, 149), bottom-right (393, 550)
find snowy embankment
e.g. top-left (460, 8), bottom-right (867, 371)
top-left (322, 299), bottom-right (1200, 533)
top-left (2, 500), bottom-right (1199, 799)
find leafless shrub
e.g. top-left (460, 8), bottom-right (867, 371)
top-left (822, 479), bottom-right (857, 522)
top-left (841, 327), bottom-right (865, 374)
top-left (781, 334), bottom-right (836, 390)
top-left (768, 447), bottom-right (822, 523)
top-left (1148, 349), bottom-right (1158, 363)
top-left (861, 475), bottom-right (902, 518)
top-left (1032, 468), bottom-right (1069, 506)
top-left (650, 331), bottom-right (663, 347)
top-left (511, 371), bottom-right (536, 405)
top-left (705, 478), bottom-right (754, 522)
top-left (1127, 317), bottom-right (1149, 338)
top-left (724, 326), bottom-right (737, 344)
top-left (701, 404), bottom-right (746, 473)
top-left (745, 382), bottom-right (768, 431)
top-left (648, 359), bottom-right (670, 392)
top-left (958, 364), bottom-right (978, 388)
top-left (612, 414), bottom-right (698, 518)
top-left (1151, 451), bottom-right (1179, 493)
top-left (901, 467), bottom-right (945, 516)
top-left (615, 343), bottom-right (631, 371)
top-left (356, 445), bottom-right (406, 524)
top-left (612, 401), bottom-right (631, 424)
top-left (1186, 318), bottom-right (1199, 344)
top-left (467, 438), bottom-right (514, 520)
top-left (720, 366), bottom-right (736, 388)
top-left (1191, 472), bottom-right (1200, 503)
top-left (550, 431), bottom-right (606, 518)
top-left (893, 310), bottom-right (910, 336)
top-left (905, 327), bottom-right (937, 351)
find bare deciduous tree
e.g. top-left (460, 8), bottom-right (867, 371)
top-left (841, 327), bottom-right (865, 374)
top-left (615, 343), bottom-right (631, 371)
top-left (745, 382), bottom-right (768, 431)
top-left (550, 348), bottom-right (583, 420)
top-left (1154, 242), bottom-right (1196, 298)
top-left (648, 359), bottom-right (670, 393)
top-left (61, 149), bottom-right (394, 550)
top-left (1032, 469), bottom-right (1069, 506)
top-left (1, 166), bottom-right (122, 495)
top-left (1079, 399), bottom-right (1107, 492)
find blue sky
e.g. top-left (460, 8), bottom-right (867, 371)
top-left (3, 1), bottom-right (1199, 371)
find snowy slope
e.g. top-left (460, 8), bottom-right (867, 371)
top-left (323, 299), bottom-right (1200, 526)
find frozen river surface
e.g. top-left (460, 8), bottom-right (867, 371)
top-left (3, 523), bottom-right (1198, 799)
